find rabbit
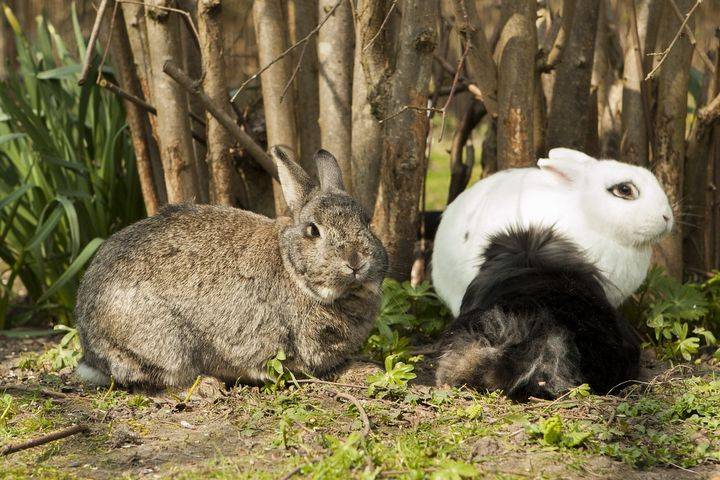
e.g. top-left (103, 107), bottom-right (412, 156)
top-left (435, 226), bottom-right (641, 401)
top-left (74, 147), bottom-right (388, 390)
top-left (432, 148), bottom-right (673, 317)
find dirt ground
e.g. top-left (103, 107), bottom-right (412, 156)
top-left (1, 334), bottom-right (719, 480)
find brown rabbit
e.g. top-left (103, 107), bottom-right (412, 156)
top-left (75, 147), bottom-right (387, 389)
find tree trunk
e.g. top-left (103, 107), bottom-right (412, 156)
top-left (179, 0), bottom-right (209, 203)
top-left (652, 1), bottom-right (695, 278)
top-left (495, 1), bottom-right (536, 169)
top-left (120, 1), bottom-right (167, 204)
top-left (317, 0), bottom-right (354, 192)
top-left (351, 0), bottom-right (389, 215)
top-left (197, 0), bottom-right (237, 206)
top-left (620, 0), bottom-right (662, 166)
top-left (547, 0), bottom-right (600, 151)
top-left (145, 0), bottom-right (200, 203)
top-left (110, 6), bottom-right (161, 216)
top-left (287, 0), bottom-right (321, 174)
top-left (253, 0), bottom-right (298, 214)
top-left (372, 0), bottom-right (437, 280)
top-left (452, 0), bottom-right (498, 116)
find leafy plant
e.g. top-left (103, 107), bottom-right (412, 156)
top-left (264, 350), bottom-right (298, 392)
top-left (0, 5), bottom-right (143, 328)
top-left (365, 279), bottom-right (451, 360)
top-left (527, 415), bottom-right (591, 448)
top-left (366, 353), bottom-right (418, 398)
top-left (629, 267), bottom-right (719, 361)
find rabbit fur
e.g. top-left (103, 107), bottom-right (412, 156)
top-left (432, 148), bottom-right (673, 316)
top-left (75, 147), bottom-right (387, 389)
top-left (435, 226), bottom-right (640, 400)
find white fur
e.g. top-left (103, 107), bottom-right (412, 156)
top-left (75, 362), bottom-right (111, 386)
top-left (432, 148), bottom-right (673, 316)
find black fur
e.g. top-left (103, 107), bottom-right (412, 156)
top-left (435, 226), bottom-right (640, 400)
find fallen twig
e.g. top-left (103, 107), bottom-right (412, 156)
top-left (294, 378), bottom-right (366, 389)
top-left (280, 466), bottom-right (303, 480)
top-left (1, 385), bottom-right (68, 400)
top-left (78, 0), bottom-right (110, 85)
top-left (231, 0), bottom-right (342, 102)
top-left (0, 424), bottom-right (88, 456)
top-left (333, 391), bottom-right (371, 437)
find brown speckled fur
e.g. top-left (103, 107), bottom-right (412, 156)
top-left (75, 148), bottom-right (387, 390)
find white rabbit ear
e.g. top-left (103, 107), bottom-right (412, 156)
top-left (270, 145), bottom-right (314, 211)
top-left (538, 148), bottom-right (595, 183)
top-left (314, 149), bottom-right (346, 192)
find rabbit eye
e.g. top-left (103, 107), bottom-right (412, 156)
top-left (609, 182), bottom-right (639, 200)
top-left (304, 223), bottom-right (321, 238)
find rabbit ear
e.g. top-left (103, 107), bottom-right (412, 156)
top-left (314, 149), bottom-right (346, 192)
top-left (270, 145), bottom-right (314, 211)
top-left (538, 148), bottom-right (595, 183)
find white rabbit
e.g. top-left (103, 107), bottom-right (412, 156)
top-left (432, 148), bottom-right (673, 316)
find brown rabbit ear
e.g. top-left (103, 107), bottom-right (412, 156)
top-left (314, 149), bottom-right (345, 192)
top-left (270, 145), bottom-right (314, 211)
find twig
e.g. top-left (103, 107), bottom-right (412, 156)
top-left (163, 60), bottom-right (278, 179)
top-left (78, 0), bottom-right (110, 85)
top-left (667, 0), bottom-right (715, 74)
top-left (668, 462), bottom-right (701, 475)
top-left (280, 466), bottom-right (303, 480)
top-left (645, 0), bottom-right (702, 80)
top-left (230, 0), bottom-right (342, 103)
top-left (279, 39), bottom-right (309, 104)
top-left (183, 375), bottom-right (202, 403)
top-left (362, 0), bottom-right (397, 52)
top-left (1, 385), bottom-right (68, 399)
top-left (333, 391), bottom-right (371, 437)
top-left (378, 105), bottom-right (443, 124)
top-left (0, 424), bottom-right (88, 456)
top-left (438, 40), bottom-right (471, 141)
top-left (118, 0), bottom-right (200, 49)
top-left (294, 378), bottom-right (366, 389)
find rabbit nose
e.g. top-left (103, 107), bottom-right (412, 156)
top-left (345, 252), bottom-right (364, 272)
top-left (662, 214), bottom-right (670, 222)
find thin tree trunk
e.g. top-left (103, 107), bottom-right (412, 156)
top-left (652, 1), bottom-right (695, 278)
top-left (495, 0), bottom-right (536, 169)
top-left (620, 0), bottom-right (662, 166)
top-left (351, 0), bottom-right (389, 215)
top-left (179, 0), bottom-right (209, 203)
top-left (547, 0), bottom-right (600, 151)
top-left (197, 0), bottom-right (236, 206)
top-left (448, 101), bottom-right (486, 204)
top-left (288, 0), bottom-right (321, 174)
top-left (372, 0), bottom-right (437, 279)
top-left (317, 0), bottom-right (354, 192)
top-left (110, 6), bottom-right (161, 216)
top-left (120, 1), bottom-right (167, 204)
top-left (593, 2), bottom-right (622, 159)
top-left (452, 0), bottom-right (498, 116)
top-left (253, 0), bottom-right (298, 214)
top-left (145, 0), bottom-right (200, 203)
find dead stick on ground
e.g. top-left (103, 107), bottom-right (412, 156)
top-left (645, 0), bottom-right (701, 80)
top-left (333, 391), bottom-right (371, 437)
top-left (230, 0), bottom-right (342, 102)
top-left (1, 424), bottom-right (88, 456)
top-left (294, 378), bottom-right (366, 389)
top-left (163, 60), bottom-right (278, 179)
top-left (2, 385), bottom-right (68, 399)
top-left (78, 0), bottom-right (110, 85)
top-left (280, 466), bottom-right (303, 480)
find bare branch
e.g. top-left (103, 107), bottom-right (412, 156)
top-left (698, 92), bottom-right (720, 125)
top-left (78, 0), bottom-right (110, 85)
top-left (667, 0), bottom-right (715, 74)
top-left (362, 0), bottom-right (396, 52)
top-left (645, 0), bottom-right (701, 80)
top-left (1, 424), bottom-right (88, 456)
top-left (118, 0), bottom-right (200, 48)
top-left (162, 61), bottom-right (278, 180)
top-left (230, 0), bottom-right (342, 103)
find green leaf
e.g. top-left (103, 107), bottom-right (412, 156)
top-left (36, 237), bottom-right (104, 305)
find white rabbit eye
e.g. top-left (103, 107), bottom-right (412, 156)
top-left (609, 182), bottom-right (639, 200)
top-left (304, 223), bottom-right (321, 238)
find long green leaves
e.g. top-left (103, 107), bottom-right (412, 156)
top-left (0, 6), bottom-right (143, 328)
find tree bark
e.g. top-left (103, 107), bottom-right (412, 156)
top-left (253, 0), bottom-right (298, 214)
top-left (547, 0), bottom-right (600, 151)
top-left (317, 0), bottom-right (354, 192)
top-left (372, 0), bottom-right (437, 280)
top-left (110, 6), bottom-right (161, 216)
top-left (145, 0), bottom-right (200, 203)
top-left (652, 0), bottom-right (695, 278)
top-left (120, 1), bottom-right (167, 204)
top-left (448, 101), bottom-right (486, 204)
top-left (287, 0), bottom-right (321, 174)
top-left (620, 0), bottom-right (662, 166)
top-left (495, 1), bottom-right (536, 169)
top-left (197, 0), bottom-right (236, 206)
top-left (351, 0), bottom-right (389, 215)
top-left (452, 0), bottom-right (498, 116)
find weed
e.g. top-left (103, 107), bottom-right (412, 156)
top-left (367, 353), bottom-right (418, 398)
